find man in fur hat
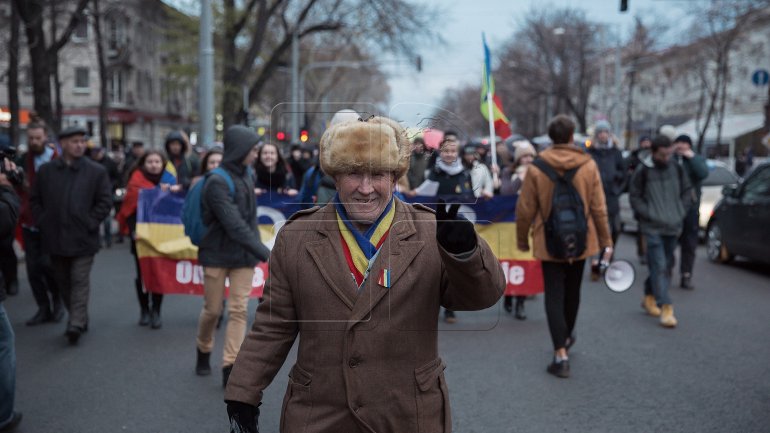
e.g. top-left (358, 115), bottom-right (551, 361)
top-left (224, 116), bottom-right (505, 433)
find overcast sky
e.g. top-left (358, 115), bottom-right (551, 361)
top-left (168, 0), bottom-right (691, 128)
top-left (384, 0), bottom-right (690, 127)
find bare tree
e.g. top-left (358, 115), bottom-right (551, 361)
top-left (623, 16), bottom-right (662, 149)
top-left (688, 0), bottom-right (770, 153)
top-left (7, 0), bottom-right (21, 147)
top-left (429, 84), bottom-right (488, 139)
top-left (495, 7), bottom-right (602, 133)
top-left (217, 0), bottom-right (439, 128)
top-left (14, 0), bottom-right (89, 133)
top-left (92, 0), bottom-right (109, 148)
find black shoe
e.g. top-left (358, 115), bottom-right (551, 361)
top-left (65, 325), bottom-right (82, 345)
top-left (514, 300), bottom-right (527, 320)
top-left (139, 308), bottom-right (151, 326)
top-left (680, 275), bottom-right (694, 290)
top-left (196, 349), bottom-right (212, 376)
top-left (0, 411), bottom-right (22, 432)
top-left (444, 310), bottom-right (457, 324)
top-left (222, 365), bottom-right (233, 388)
top-left (503, 296), bottom-right (513, 313)
top-left (6, 280), bottom-right (18, 296)
top-left (51, 304), bottom-right (65, 323)
top-left (26, 309), bottom-right (52, 326)
top-left (547, 359), bottom-right (570, 378)
top-left (150, 309), bottom-right (162, 329)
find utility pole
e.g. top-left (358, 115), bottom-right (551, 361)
top-left (290, 30), bottom-right (300, 144)
top-left (199, 0), bottom-right (215, 146)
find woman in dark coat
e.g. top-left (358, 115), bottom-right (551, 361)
top-left (253, 143), bottom-right (297, 196)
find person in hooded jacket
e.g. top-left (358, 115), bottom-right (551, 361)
top-left (117, 150), bottom-right (179, 329)
top-left (195, 125), bottom-right (271, 388)
top-left (165, 130), bottom-right (200, 190)
top-left (516, 115), bottom-right (613, 378)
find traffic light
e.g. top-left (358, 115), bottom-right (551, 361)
top-left (300, 129), bottom-right (309, 143)
top-left (620, 0), bottom-right (628, 12)
top-left (416, 55), bottom-right (422, 72)
top-left (276, 131), bottom-right (286, 142)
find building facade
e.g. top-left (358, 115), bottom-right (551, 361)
top-left (0, 0), bottom-right (197, 149)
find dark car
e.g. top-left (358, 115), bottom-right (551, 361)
top-left (707, 162), bottom-right (770, 264)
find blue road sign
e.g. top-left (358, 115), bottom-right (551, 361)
top-left (752, 69), bottom-right (769, 86)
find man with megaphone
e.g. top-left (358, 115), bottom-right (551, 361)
top-left (516, 114), bottom-right (613, 379)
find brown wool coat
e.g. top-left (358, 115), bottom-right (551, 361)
top-left (225, 199), bottom-right (505, 433)
top-left (515, 144), bottom-right (613, 262)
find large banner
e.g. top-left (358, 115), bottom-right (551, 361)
top-left (135, 189), bottom-right (542, 297)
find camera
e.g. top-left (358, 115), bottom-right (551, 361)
top-left (0, 147), bottom-right (23, 186)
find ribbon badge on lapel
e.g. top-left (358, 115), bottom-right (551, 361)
top-left (377, 268), bottom-right (391, 288)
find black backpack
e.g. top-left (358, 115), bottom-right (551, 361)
top-left (532, 159), bottom-right (588, 260)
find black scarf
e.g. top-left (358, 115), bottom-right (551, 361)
top-left (141, 167), bottom-right (163, 185)
top-left (256, 163), bottom-right (288, 189)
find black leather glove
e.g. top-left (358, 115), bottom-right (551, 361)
top-left (227, 400), bottom-right (260, 433)
top-left (435, 199), bottom-right (477, 254)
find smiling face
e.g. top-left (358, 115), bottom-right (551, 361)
top-left (439, 140), bottom-right (459, 165)
top-left (259, 144), bottom-right (279, 170)
top-left (335, 171), bottom-right (395, 230)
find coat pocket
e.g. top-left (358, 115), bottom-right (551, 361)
top-left (280, 363), bottom-right (313, 433)
top-left (415, 358), bottom-right (451, 433)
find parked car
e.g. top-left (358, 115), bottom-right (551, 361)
top-left (707, 162), bottom-right (770, 264)
top-left (619, 159), bottom-right (739, 236)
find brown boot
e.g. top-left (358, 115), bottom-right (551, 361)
top-left (660, 304), bottom-right (677, 328)
top-left (642, 295), bottom-right (661, 317)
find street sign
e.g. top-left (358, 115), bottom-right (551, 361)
top-left (752, 69), bottom-right (769, 86)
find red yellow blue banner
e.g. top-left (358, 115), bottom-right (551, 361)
top-left (135, 190), bottom-right (542, 297)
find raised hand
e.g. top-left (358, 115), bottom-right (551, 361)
top-left (435, 199), bottom-right (477, 254)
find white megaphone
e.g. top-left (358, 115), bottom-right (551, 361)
top-left (602, 259), bottom-right (636, 293)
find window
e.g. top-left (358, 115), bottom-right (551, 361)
top-left (108, 71), bottom-right (124, 103)
top-left (74, 67), bottom-right (90, 91)
top-left (742, 167), bottom-right (770, 202)
top-left (73, 17), bottom-right (88, 41)
top-left (107, 15), bottom-right (125, 53)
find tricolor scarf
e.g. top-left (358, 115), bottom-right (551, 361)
top-left (334, 194), bottom-right (395, 287)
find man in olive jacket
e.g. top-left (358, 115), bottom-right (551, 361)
top-left (195, 125), bottom-right (270, 385)
top-left (630, 135), bottom-right (693, 328)
top-left (224, 116), bottom-right (505, 433)
top-left (31, 126), bottom-right (112, 345)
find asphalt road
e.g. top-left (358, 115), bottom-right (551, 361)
top-left (4, 233), bottom-right (770, 433)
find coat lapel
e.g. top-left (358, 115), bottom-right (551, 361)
top-left (348, 201), bottom-right (425, 326)
top-left (304, 207), bottom-right (357, 310)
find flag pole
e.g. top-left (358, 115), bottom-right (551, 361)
top-left (483, 33), bottom-right (499, 184)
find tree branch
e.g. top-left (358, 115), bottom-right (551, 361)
top-left (49, 0), bottom-right (89, 55)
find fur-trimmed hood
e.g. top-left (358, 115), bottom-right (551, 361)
top-left (319, 116), bottom-right (410, 180)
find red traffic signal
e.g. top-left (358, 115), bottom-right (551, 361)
top-left (300, 130), bottom-right (309, 142)
top-left (276, 131), bottom-right (286, 141)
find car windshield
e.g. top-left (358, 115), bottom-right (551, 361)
top-left (703, 166), bottom-right (739, 186)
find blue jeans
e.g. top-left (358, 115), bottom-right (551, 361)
top-left (0, 303), bottom-right (16, 427)
top-left (644, 233), bottom-right (678, 306)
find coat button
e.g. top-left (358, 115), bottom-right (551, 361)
top-left (348, 358), bottom-right (360, 368)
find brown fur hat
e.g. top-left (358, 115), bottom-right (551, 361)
top-left (319, 116), bottom-right (410, 179)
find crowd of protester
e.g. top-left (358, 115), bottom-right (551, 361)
top-left (0, 110), bottom-right (722, 431)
